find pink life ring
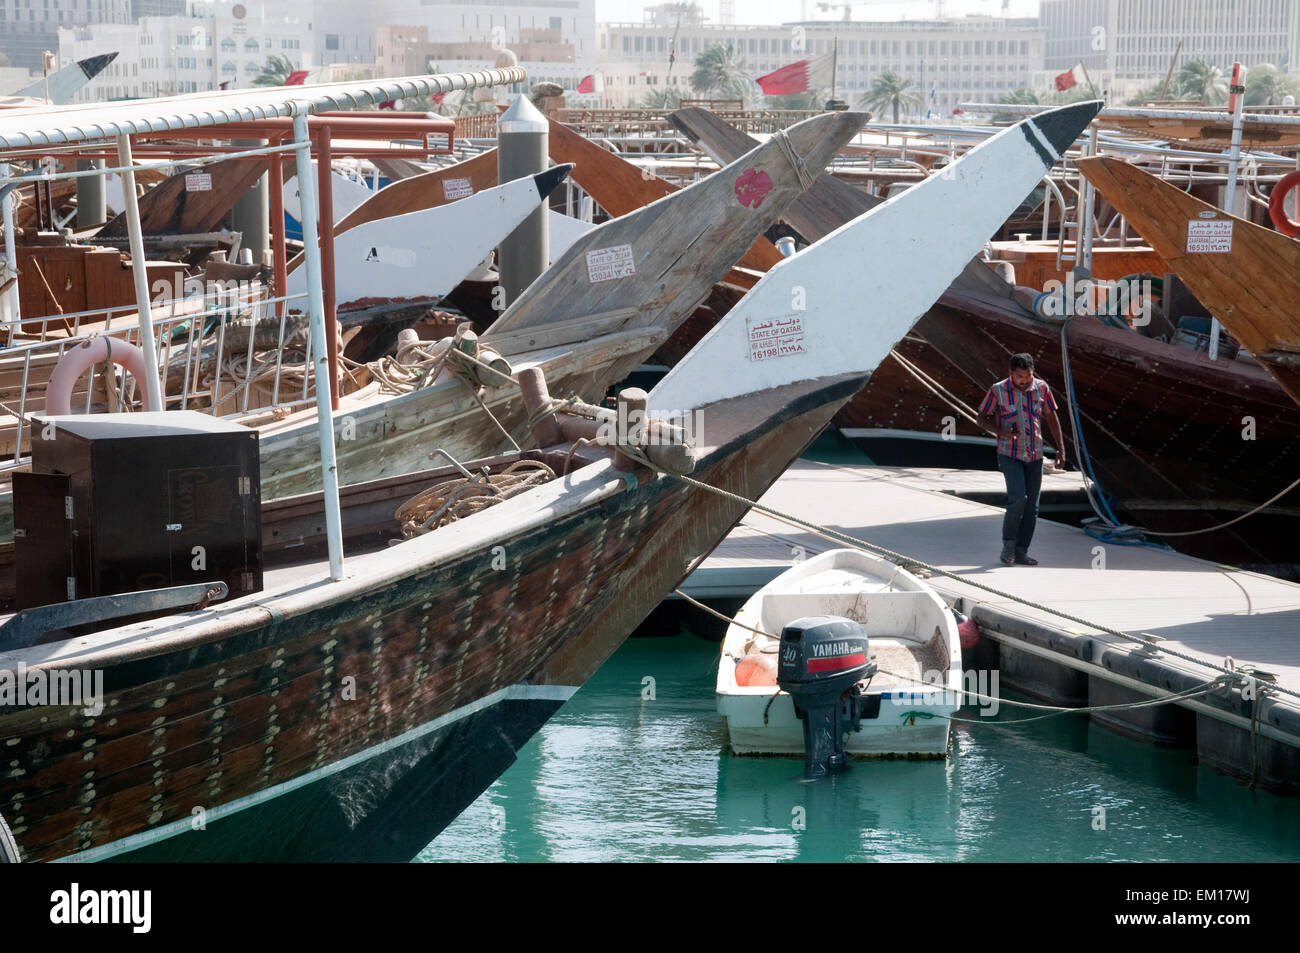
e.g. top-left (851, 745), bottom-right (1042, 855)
top-left (46, 337), bottom-right (160, 416)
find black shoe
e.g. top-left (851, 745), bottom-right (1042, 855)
top-left (1000, 542), bottom-right (1015, 566)
top-left (1014, 551), bottom-right (1038, 566)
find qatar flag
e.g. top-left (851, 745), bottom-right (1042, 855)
top-left (1054, 64), bottom-right (1086, 92)
top-left (756, 51), bottom-right (835, 96)
top-left (285, 70), bottom-right (310, 86)
top-left (577, 74), bottom-right (602, 94)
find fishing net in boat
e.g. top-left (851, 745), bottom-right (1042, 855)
top-left (395, 459), bottom-right (556, 537)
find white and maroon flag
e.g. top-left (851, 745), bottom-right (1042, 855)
top-left (756, 51), bottom-right (835, 96)
top-left (1054, 63), bottom-right (1087, 91)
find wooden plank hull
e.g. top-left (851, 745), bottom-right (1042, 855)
top-left (0, 104), bottom-right (1099, 861)
top-left (284, 150), bottom-right (502, 276)
top-left (0, 372), bottom-right (861, 863)
top-left (868, 292), bottom-right (1300, 577)
top-left (545, 117), bottom-right (781, 277)
top-left (666, 106), bottom-right (1012, 298)
top-left (283, 167), bottom-right (566, 309)
top-left (98, 157), bottom-right (267, 239)
top-left (1078, 155), bottom-right (1300, 406)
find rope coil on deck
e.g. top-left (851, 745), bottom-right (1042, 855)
top-left (395, 459), bottom-right (555, 537)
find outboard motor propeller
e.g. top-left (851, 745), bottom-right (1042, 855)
top-left (776, 616), bottom-right (876, 779)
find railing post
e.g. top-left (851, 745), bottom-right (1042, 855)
top-left (0, 164), bottom-right (20, 326)
top-left (314, 121), bottom-right (340, 409)
top-left (292, 112), bottom-right (345, 582)
top-left (114, 133), bottom-right (165, 411)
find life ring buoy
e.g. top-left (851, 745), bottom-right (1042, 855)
top-left (1268, 170), bottom-right (1300, 238)
top-left (46, 337), bottom-right (160, 416)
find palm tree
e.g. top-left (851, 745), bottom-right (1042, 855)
top-left (691, 44), bottom-right (748, 98)
top-left (641, 87), bottom-right (682, 109)
top-left (859, 70), bottom-right (923, 123)
top-left (1244, 63), bottom-right (1300, 106)
top-left (252, 54), bottom-right (297, 87)
top-left (1176, 58), bottom-right (1227, 106)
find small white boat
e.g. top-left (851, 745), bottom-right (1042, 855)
top-left (716, 549), bottom-right (962, 759)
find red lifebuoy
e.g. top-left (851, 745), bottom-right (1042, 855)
top-left (46, 337), bottom-right (160, 416)
top-left (1269, 170), bottom-right (1300, 238)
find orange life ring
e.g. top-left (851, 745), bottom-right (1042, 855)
top-left (46, 337), bottom-right (160, 416)
top-left (1269, 170), bottom-right (1300, 238)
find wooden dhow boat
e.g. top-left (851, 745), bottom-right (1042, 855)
top-left (669, 108), bottom-right (1300, 577)
top-left (1078, 155), bottom-right (1300, 406)
top-left (0, 96), bottom-right (1101, 862)
top-left (0, 109), bottom-right (865, 547)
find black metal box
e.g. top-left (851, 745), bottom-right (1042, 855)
top-left (13, 411), bottom-right (262, 611)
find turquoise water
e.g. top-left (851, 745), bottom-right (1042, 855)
top-left (420, 434), bottom-right (1299, 862)
top-left (419, 632), bottom-right (1300, 863)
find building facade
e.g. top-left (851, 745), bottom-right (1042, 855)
top-left (1, 0), bottom-right (132, 70)
top-left (597, 16), bottom-right (1045, 114)
top-left (58, 0), bottom-right (309, 99)
top-left (375, 0), bottom-right (596, 98)
top-left (1041, 0), bottom-right (1298, 83)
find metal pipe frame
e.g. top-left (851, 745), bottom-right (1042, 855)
top-left (291, 111), bottom-right (345, 581)
top-left (114, 132), bottom-right (165, 412)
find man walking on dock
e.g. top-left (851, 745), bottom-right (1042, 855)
top-left (978, 353), bottom-right (1068, 566)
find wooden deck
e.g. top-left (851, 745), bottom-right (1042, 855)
top-left (683, 460), bottom-right (1300, 786)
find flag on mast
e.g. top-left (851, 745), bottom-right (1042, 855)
top-left (1054, 63), bottom-right (1087, 91)
top-left (756, 51), bottom-right (835, 96)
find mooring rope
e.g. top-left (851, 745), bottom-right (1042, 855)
top-left (623, 445), bottom-right (1294, 705)
top-left (1061, 317), bottom-right (1300, 540)
top-left (674, 585), bottom-right (1232, 721)
top-left (776, 130), bottom-right (817, 192)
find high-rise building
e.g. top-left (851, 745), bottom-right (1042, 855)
top-left (376, 0), bottom-right (596, 96)
top-left (59, 0), bottom-right (310, 99)
top-left (597, 16), bottom-right (1044, 113)
top-left (1041, 0), bottom-right (1297, 82)
top-left (1, 0), bottom-right (132, 70)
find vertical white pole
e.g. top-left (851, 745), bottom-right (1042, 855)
top-left (114, 133), bottom-right (165, 411)
top-left (1211, 71), bottom-right (1246, 362)
top-left (1078, 124), bottom-right (1098, 274)
top-left (292, 112), bottom-right (345, 582)
top-left (0, 164), bottom-right (20, 325)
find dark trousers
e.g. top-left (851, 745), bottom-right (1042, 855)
top-left (997, 453), bottom-right (1043, 552)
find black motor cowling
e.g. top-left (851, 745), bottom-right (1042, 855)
top-left (776, 615), bottom-right (876, 779)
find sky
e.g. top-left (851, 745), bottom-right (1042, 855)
top-left (594, 0), bottom-right (1043, 26)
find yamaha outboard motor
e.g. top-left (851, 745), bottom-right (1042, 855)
top-left (777, 615), bottom-right (876, 779)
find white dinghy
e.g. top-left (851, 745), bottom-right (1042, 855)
top-left (716, 549), bottom-right (963, 760)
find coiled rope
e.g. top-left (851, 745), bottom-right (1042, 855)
top-left (395, 459), bottom-right (555, 537)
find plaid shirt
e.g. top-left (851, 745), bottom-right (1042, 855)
top-left (979, 377), bottom-right (1058, 463)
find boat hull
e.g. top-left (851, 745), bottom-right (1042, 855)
top-left (1, 373), bottom-right (866, 863)
top-left (103, 689), bottom-right (566, 862)
top-left (827, 294), bottom-right (1300, 577)
top-left (722, 692), bottom-right (955, 758)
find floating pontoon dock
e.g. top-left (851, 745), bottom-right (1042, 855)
top-left (682, 460), bottom-right (1300, 793)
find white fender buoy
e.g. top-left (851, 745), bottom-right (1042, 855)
top-left (46, 337), bottom-right (161, 416)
